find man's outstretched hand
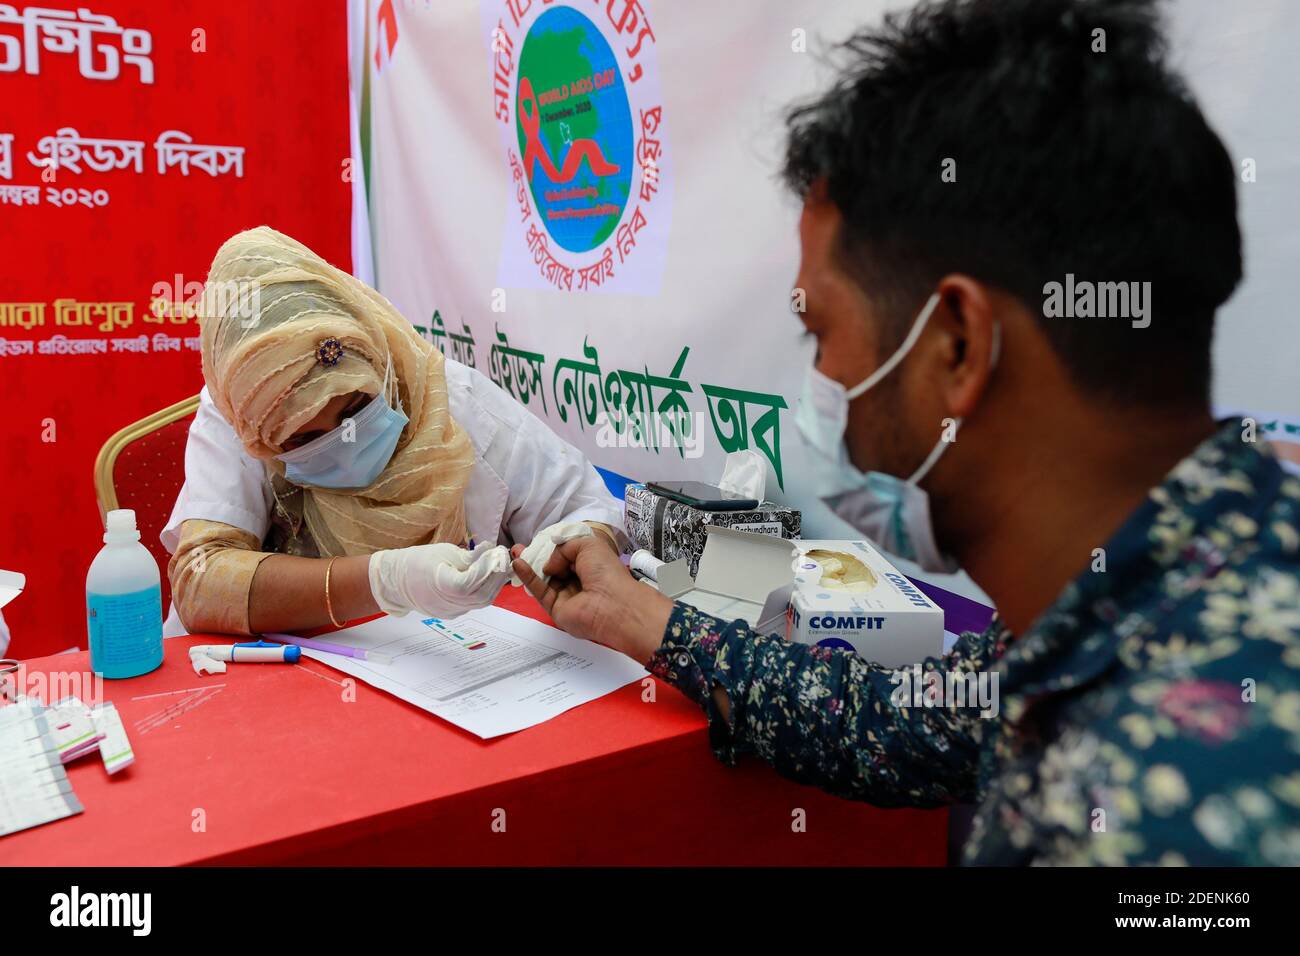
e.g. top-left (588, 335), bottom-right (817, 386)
top-left (511, 535), bottom-right (674, 665)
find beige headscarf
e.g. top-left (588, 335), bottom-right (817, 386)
top-left (199, 226), bottom-right (475, 556)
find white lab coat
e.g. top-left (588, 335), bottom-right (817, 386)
top-left (160, 358), bottom-right (623, 636)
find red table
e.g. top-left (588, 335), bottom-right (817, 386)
top-left (2, 588), bottom-right (945, 865)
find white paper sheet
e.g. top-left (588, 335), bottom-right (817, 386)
top-left (298, 606), bottom-right (647, 739)
top-left (0, 699), bottom-right (84, 837)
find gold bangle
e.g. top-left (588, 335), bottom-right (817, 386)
top-left (324, 556), bottom-right (345, 628)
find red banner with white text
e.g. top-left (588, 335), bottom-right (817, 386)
top-left (0, 0), bottom-right (352, 657)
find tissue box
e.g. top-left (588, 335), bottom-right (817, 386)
top-left (788, 539), bottom-right (944, 668)
top-left (624, 483), bottom-right (800, 575)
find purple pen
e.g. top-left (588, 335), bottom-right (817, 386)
top-left (264, 633), bottom-right (395, 665)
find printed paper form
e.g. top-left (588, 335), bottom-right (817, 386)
top-left (0, 700), bottom-right (85, 838)
top-left (298, 605), bottom-right (647, 739)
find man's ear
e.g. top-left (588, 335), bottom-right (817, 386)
top-left (932, 274), bottom-right (1000, 419)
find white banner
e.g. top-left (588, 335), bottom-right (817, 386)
top-left (358, 0), bottom-right (877, 523)
top-left (355, 0), bottom-right (1300, 541)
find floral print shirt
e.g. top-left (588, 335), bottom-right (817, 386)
top-left (648, 422), bottom-right (1300, 865)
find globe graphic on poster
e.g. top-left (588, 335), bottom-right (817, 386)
top-left (515, 5), bottom-right (634, 254)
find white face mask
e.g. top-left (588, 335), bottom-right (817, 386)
top-left (794, 293), bottom-right (999, 574)
top-left (274, 358), bottom-right (408, 490)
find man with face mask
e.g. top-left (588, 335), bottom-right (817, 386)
top-left (512, 0), bottom-right (1300, 865)
top-left (796, 290), bottom-right (976, 574)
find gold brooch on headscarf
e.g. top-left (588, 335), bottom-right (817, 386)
top-left (316, 337), bottom-right (344, 367)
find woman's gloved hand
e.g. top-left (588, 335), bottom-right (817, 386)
top-left (509, 522), bottom-right (595, 587)
top-left (368, 541), bottom-right (512, 618)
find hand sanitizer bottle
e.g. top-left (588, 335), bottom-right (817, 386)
top-left (87, 509), bottom-right (164, 679)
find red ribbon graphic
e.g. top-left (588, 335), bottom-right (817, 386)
top-left (518, 77), bottom-right (621, 184)
top-left (375, 0), bottom-right (398, 70)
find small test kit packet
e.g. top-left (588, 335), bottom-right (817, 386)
top-left (48, 697), bottom-right (105, 763)
top-left (91, 702), bottom-right (134, 774)
top-left (42, 697), bottom-right (134, 774)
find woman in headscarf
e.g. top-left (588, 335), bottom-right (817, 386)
top-left (163, 226), bottom-right (622, 636)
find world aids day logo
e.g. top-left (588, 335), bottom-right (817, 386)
top-left (489, 0), bottom-right (670, 294)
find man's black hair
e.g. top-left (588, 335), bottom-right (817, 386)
top-left (783, 0), bottom-right (1242, 409)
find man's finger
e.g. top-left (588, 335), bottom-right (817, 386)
top-left (555, 535), bottom-right (595, 562)
top-left (513, 556), bottom-right (541, 592)
top-left (512, 557), bottom-right (558, 614)
top-left (541, 533), bottom-right (601, 578)
top-left (540, 544), bottom-right (577, 579)
top-left (555, 534), bottom-right (614, 571)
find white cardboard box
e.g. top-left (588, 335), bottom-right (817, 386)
top-left (656, 526), bottom-right (796, 634)
top-left (788, 538), bottom-right (943, 668)
top-left (657, 527), bottom-right (943, 668)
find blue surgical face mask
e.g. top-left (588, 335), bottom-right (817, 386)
top-left (275, 364), bottom-right (408, 490)
top-left (794, 293), bottom-right (1000, 574)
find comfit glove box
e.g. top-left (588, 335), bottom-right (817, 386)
top-left (656, 526), bottom-right (943, 668)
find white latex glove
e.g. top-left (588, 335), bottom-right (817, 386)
top-left (509, 521), bottom-right (596, 587)
top-left (368, 541), bottom-right (512, 618)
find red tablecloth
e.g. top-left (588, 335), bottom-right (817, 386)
top-left (3, 588), bottom-right (945, 865)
